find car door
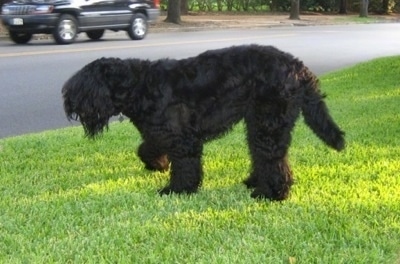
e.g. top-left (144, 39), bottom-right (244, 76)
top-left (78, 0), bottom-right (116, 28)
top-left (112, 0), bottom-right (132, 25)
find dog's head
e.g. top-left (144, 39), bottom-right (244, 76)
top-left (62, 58), bottom-right (130, 138)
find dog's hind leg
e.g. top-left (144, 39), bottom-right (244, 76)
top-left (244, 102), bottom-right (300, 201)
top-left (158, 134), bottom-right (204, 195)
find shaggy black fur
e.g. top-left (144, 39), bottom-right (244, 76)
top-left (62, 44), bottom-right (345, 201)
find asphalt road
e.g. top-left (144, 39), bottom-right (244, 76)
top-left (1, 23), bottom-right (399, 139)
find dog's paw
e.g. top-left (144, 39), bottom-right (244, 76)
top-left (144, 155), bottom-right (170, 172)
top-left (158, 185), bottom-right (198, 196)
top-left (250, 188), bottom-right (289, 201)
top-left (158, 186), bottom-right (173, 196)
top-left (155, 155), bottom-right (170, 172)
top-left (243, 175), bottom-right (258, 189)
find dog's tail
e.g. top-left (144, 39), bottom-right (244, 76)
top-left (300, 67), bottom-right (345, 151)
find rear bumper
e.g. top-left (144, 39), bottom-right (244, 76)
top-left (146, 8), bottom-right (160, 23)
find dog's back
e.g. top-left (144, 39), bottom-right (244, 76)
top-left (197, 45), bottom-right (345, 151)
top-left (162, 45), bottom-right (345, 151)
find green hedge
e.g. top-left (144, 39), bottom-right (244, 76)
top-left (160, 0), bottom-right (400, 13)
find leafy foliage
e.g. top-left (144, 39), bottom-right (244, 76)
top-left (160, 0), bottom-right (400, 12)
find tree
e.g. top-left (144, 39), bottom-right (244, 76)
top-left (269, 0), bottom-right (278, 11)
top-left (359, 0), bottom-right (369, 17)
top-left (381, 0), bottom-right (389, 14)
top-left (289, 0), bottom-right (300, 20)
top-left (339, 0), bottom-right (347, 14)
top-left (165, 0), bottom-right (182, 24)
top-left (181, 0), bottom-right (188, 15)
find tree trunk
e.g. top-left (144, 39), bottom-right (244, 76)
top-left (165, 0), bottom-right (181, 24)
top-left (381, 0), bottom-right (389, 14)
top-left (359, 0), bottom-right (368, 17)
top-left (339, 0), bottom-right (347, 14)
top-left (269, 0), bottom-right (278, 11)
top-left (289, 0), bottom-right (300, 20)
top-left (216, 0), bottom-right (223, 11)
top-left (181, 0), bottom-right (188, 15)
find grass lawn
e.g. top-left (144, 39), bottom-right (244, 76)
top-left (1, 56), bottom-right (399, 263)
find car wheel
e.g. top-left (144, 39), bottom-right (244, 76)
top-left (53, 14), bottom-right (78, 44)
top-left (86, 29), bottom-right (105, 40)
top-left (9, 31), bottom-right (32, 44)
top-left (127, 13), bottom-right (147, 40)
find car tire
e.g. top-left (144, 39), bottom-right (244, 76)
top-left (9, 31), bottom-right (32, 44)
top-left (86, 29), bottom-right (105, 40)
top-left (53, 14), bottom-right (78, 44)
top-left (127, 13), bottom-right (147, 40)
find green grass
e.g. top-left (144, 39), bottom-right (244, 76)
top-left (1, 56), bottom-right (400, 263)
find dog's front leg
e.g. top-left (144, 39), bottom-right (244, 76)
top-left (138, 141), bottom-right (169, 172)
top-left (158, 135), bottom-right (203, 195)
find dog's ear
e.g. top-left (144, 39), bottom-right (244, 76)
top-left (100, 58), bottom-right (137, 89)
top-left (62, 58), bottom-right (120, 138)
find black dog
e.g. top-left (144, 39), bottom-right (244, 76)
top-left (62, 44), bottom-right (345, 201)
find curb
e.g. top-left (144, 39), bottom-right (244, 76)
top-left (0, 20), bottom-right (305, 41)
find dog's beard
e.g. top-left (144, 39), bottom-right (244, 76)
top-left (82, 115), bottom-right (110, 138)
top-left (69, 112), bottom-right (109, 138)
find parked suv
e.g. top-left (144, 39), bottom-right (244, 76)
top-left (1, 0), bottom-right (159, 44)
